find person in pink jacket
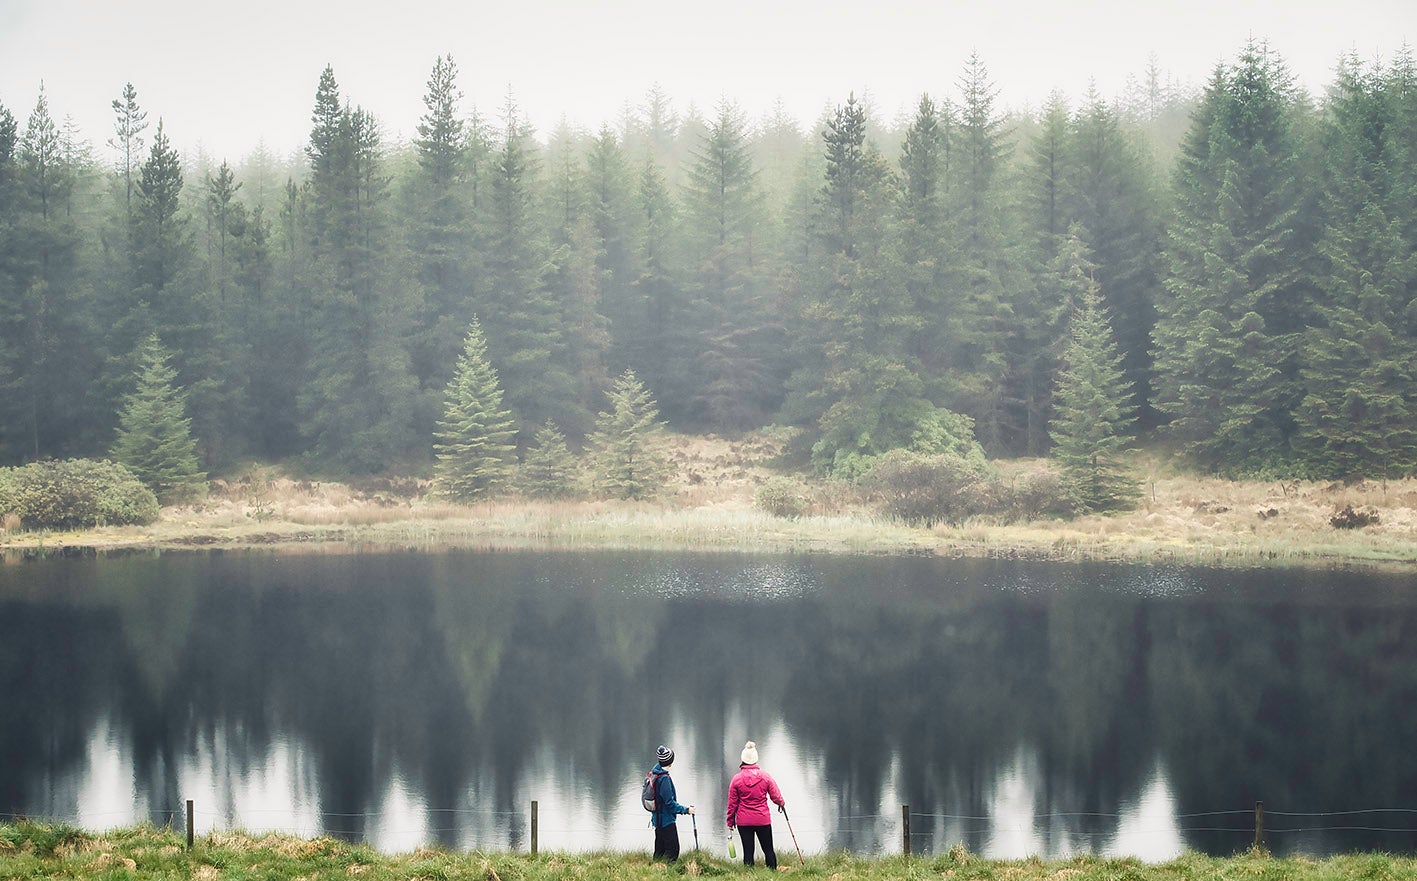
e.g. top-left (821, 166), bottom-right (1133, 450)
top-left (725, 740), bottom-right (786, 868)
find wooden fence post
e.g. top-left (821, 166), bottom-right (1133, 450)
top-left (1254, 801), bottom-right (1263, 850)
top-left (902, 804), bottom-right (911, 856)
top-left (531, 800), bottom-right (538, 855)
top-left (186, 800), bottom-right (194, 850)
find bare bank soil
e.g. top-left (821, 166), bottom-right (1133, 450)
top-left (3, 432), bottom-right (1415, 569)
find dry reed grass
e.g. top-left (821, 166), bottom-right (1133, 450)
top-left (3, 436), bottom-right (1415, 568)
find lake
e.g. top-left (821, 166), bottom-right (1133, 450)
top-left (2, 548), bottom-right (1415, 859)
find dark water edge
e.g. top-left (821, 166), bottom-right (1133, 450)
top-left (3, 548), bottom-right (1416, 859)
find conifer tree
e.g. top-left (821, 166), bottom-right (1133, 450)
top-left (1295, 55), bottom-right (1417, 478)
top-left (1050, 283), bottom-right (1137, 513)
top-left (479, 93), bottom-right (584, 439)
top-left (409, 55), bottom-right (475, 432)
top-left (944, 53), bottom-right (1017, 452)
top-left (108, 82), bottom-right (147, 220)
top-left (1152, 42), bottom-right (1319, 472)
top-left (517, 421), bottom-right (581, 499)
top-left (583, 126), bottom-right (639, 374)
top-left (627, 157), bottom-right (690, 421)
top-left (2, 87), bottom-right (95, 461)
top-left (298, 67), bottom-right (420, 470)
top-left (433, 318), bottom-right (517, 500)
top-left (683, 99), bottom-right (779, 429)
top-left (1064, 89), bottom-right (1163, 423)
top-left (897, 93), bottom-right (974, 425)
top-left (590, 369), bottom-right (671, 500)
top-left (111, 334), bottom-right (206, 503)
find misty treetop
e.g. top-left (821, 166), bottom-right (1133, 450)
top-left (1, 41), bottom-right (1415, 484)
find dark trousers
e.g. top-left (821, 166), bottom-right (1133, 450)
top-left (653, 822), bottom-right (680, 861)
top-left (738, 824), bottom-right (776, 868)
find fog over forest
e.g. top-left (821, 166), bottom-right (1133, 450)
top-left (2, 39), bottom-right (1416, 493)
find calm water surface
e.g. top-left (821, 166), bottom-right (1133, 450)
top-left (2, 549), bottom-right (1416, 859)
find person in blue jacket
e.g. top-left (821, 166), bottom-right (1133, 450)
top-left (649, 744), bottom-right (695, 860)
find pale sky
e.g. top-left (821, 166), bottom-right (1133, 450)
top-left (0, 0), bottom-right (1412, 163)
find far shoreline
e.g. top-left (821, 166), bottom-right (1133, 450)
top-left (3, 495), bottom-right (1415, 572)
top-left (5, 437), bottom-right (1416, 571)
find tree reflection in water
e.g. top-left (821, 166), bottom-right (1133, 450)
top-left (2, 550), bottom-right (1415, 857)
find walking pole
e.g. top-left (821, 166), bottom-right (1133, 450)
top-left (692, 811), bottom-right (699, 851)
top-left (779, 805), bottom-right (805, 866)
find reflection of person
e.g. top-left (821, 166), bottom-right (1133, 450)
top-left (725, 740), bottom-right (785, 868)
top-left (649, 745), bottom-right (695, 861)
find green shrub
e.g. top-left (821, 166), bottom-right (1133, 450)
top-left (1004, 465), bottom-right (1077, 520)
top-left (0, 459), bottom-right (161, 530)
top-left (862, 450), bottom-right (998, 527)
top-left (754, 476), bottom-right (807, 519)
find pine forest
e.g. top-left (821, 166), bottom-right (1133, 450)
top-left (3, 41), bottom-right (1416, 502)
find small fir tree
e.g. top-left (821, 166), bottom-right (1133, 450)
top-left (110, 334), bottom-right (206, 503)
top-left (433, 319), bottom-right (517, 501)
top-left (590, 370), bottom-right (671, 500)
top-left (517, 421), bottom-right (581, 499)
top-left (1050, 284), bottom-right (1138, 513)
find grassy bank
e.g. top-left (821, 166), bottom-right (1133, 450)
top-left (5, 821), bottom-right (1417, 881)
top-left (3, 434), bottom-right (1416, 570)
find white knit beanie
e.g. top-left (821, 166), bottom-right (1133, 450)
top-left (741, 741), bottom-right (758, 765)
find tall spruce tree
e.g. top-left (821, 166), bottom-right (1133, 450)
top-left (2, 87), bottom-right (95, 461)
top-left (1050, 281), bottom-right (1138, 513)
top-left (944, 54), bottom-right (1016, 452)
top-left (1295, 55), bottom-right (1417, 478)
top-left (478, 94), bottom-right (585, 439)
top-left (409, 55), bottom-right (476, 440)
top-left (1064, 90), bottom-right (1162, 423)
top-left (1152, 42), bottom-right (1319, 473)
top-left (298, 67), bottom-right (420, 471)
top-left (683, 99), bottom-right (779, 429)
top-left (590, 369), bottom-right (671, 499)
top-left (111, 334), bottom-right (206, 503)
top-left (1010, 94), bottom-right (1074, 454)
top-left (433, 318), bottom-right (517, 500)
top-left (627, 156), bottom-right (690, 421)
top-left (583, 125), bottom-right (639, 376)
top-left (786, 95), bottom-right (979, 475)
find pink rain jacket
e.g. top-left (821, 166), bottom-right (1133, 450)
top-left (725, 764), bottom-right (784, 827)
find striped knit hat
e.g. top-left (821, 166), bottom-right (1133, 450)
top-left (656, 745), bottom-right (675, 766)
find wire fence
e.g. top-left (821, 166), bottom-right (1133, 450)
top-left (7, 803), bottom-right (1417, 856)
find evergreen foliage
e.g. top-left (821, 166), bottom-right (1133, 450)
top-left (432, 319), bottom-right (517, 501)
top-left (1152, 42), bottom-right (1318, 473)
top-left (3, 45), bottom-right (1417, 490)
top-left (298, 66), bottom-right (421, 471)
top-left (2, 88), bottom-right (98, 461)
top-left (682, 100), bottom-right (780, 429)
top-left (1294, 55), bottom-right (1417, 478)
top-left (1050, 275), bottom-right (1139, 513)
top-left (516, 421), bottom-right (582, 499)
top-left (409, 55), bottom-right (475, 419)
top-left (479, 95), bottom-right (584, 439)
top-left (110, 334), bottom-right (207, 503)
top-left (590, 370), bottom-right (670, 500)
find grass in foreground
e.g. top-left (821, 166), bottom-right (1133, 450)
top-left (4, 821), bottom-right (1417, 881)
